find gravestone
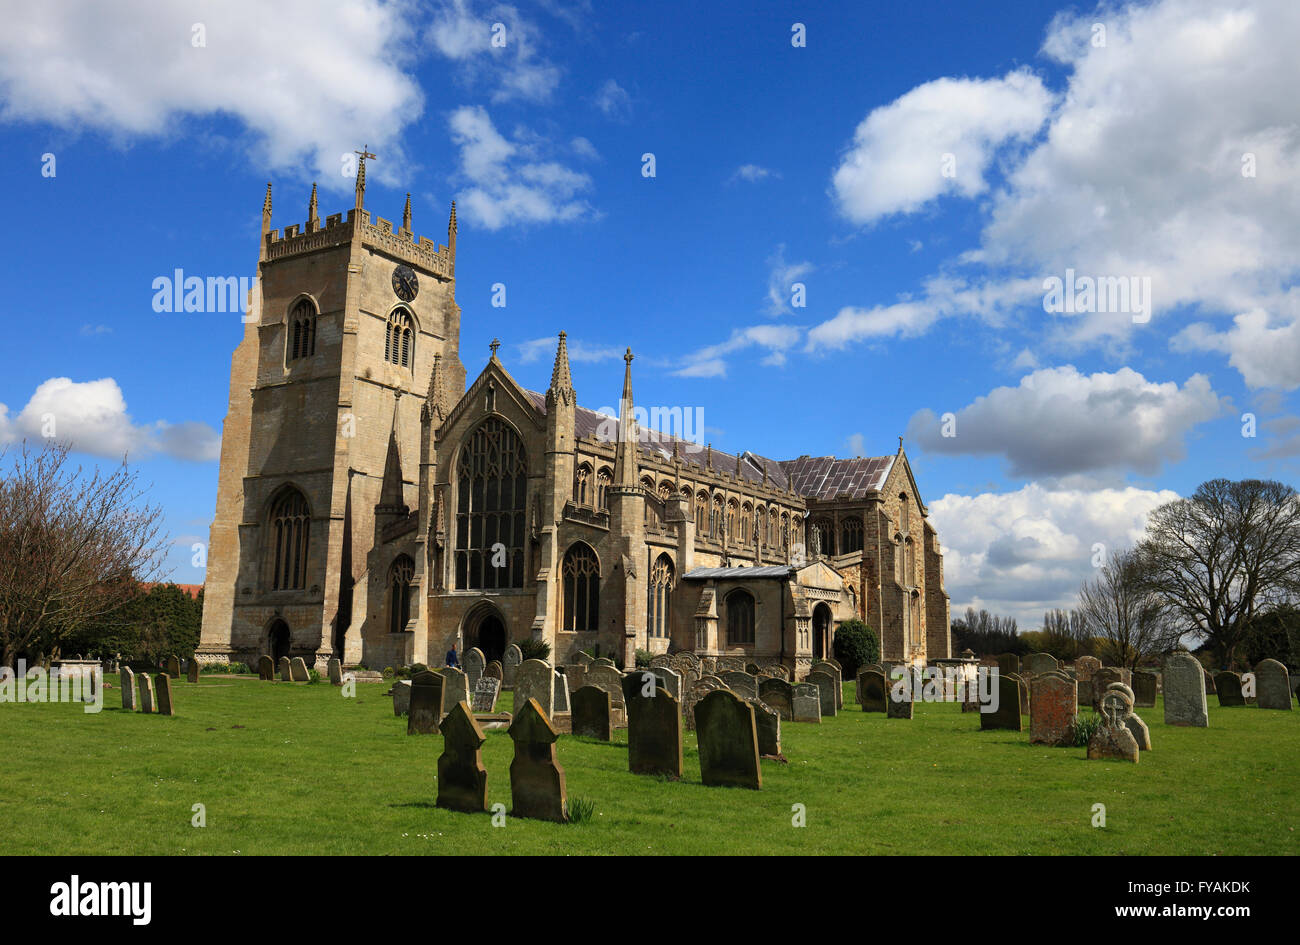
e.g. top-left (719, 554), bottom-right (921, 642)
top-left (586, 663), bottom-right (627, 723)
top-left (485, 660), bottom-right (503, 681)
top-left (981, 673), bottom-right (1022, 731)
top-left (502, 644), bottom-right (523, 687)
top-left (1254, 658), bottom-right (1293, 710)
top-left (1074, 655), bottom-right (1101, 705)
top-left (327, 658), bottom-right (343, 685)
top-left (1091, 667), bottom-right (1125, 709)
top-left (552, 670), bottom-right (570, 714)
top-left (858, 668), bottom-right (887, 712)
top-left (695, 689), bottom-right (761, 790)
top-left (649, 654), bottom-right (672, 669)
top-left (996, 653), bottom-right (1019, 676)
top-left (437, 703), bottom-right (489, 813)
top-left (575, 651), bottom-right (594, 667)
top-left (156, 674), bottom-right (175, 716)
top-left (1125, 711), bottom-right (1152, 751)
top-left (507, 699), bottom-right (567, 822)
top-left (186, 660), bottom-right (200, 684)
top-left (166, 656), bottom-right (181, 678)
top-left (1131, 670), bottom-right (1157, 707)
top-left (757, 677), bottom-right (794, 721)
top-left (290, 657), bottom-right (310, 682)
top-left (649, 665), bottom-right (683, 701)
top-left (1204, 667), bottom-right (1216, 695)
top-left (443, 666), bottom-right (471, 709)
top-left (1215, 671), bottom-right (1245, 707)
top-left (138, 674), bottom-right (156, 714)
top-left (279, 657), bottom-right (292, 681)
top-left (622, 675), bottom-right (683, 778)
top-left (389, 679), bottom-right (411, 716)
top-left (572, 685), bottom-right (613, 741)
top-left (810, 660), bottom-right (843, 709)
top-left (514, 659), bottom-right (554, 717)
top-left (563, 663), bottom-right (587, 691)
top-left (407, 670), bottom-right (444, 735)
top-left (120, 667), bottom-right (136, 711)
top-left (745, 662), bottom-right (760, 675)
top-left (886, 679), bottom-right (914, 719)
top-left (1163, 652), bottom-right (1208, 727)
top-left (792, 683), bottom-right (822, 723)
top-left (1088, 686), bottom-right (1139, 762)
top-left (463, 647), bottom-right (486, 691)
top-left (1023, 652), bottom-right (1059, 677)
top-left (714, 657), bottom-right (744, 673)
top-left (471, 677), bottom-right (500, 713)
top-left (1029, 670), bottom-right (1076, 746)
top-left (807, 670), bottom-right (838, 718)
top-left (258, 655), bottom-right (275, 681)
top-left (720, 671), bottom-right (758, 701)
top-left (1006, 671), bottom-right (1030, 715)
top-left (750, 699), bottom-right (781, 756)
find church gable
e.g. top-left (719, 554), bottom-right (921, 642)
top-left (437, 354), bottom-right (545, 449)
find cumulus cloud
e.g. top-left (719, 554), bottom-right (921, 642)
top-left (0, 0), bottom-right (424, 187)
top-left (426, 0), bottom-right (562, 104)
top-left (831, 69), bottom-right (1052, 223)
top-left (929, 483), bottom-right (1180, 626)
top-left (1173, 304), bottom-right (1300, 390)
top-left (906, 366), bottom-right (1224, 479)
top-left (448, 105), bottom-right (595, 229)
top-left (671, 324), bottom-right (802, 378)
top-left (0, 377), bottom-right (220, 462)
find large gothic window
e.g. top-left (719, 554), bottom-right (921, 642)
top-left (841, 517), bottom-right (864, 554)
top-left (726, 589), bottom-right (755, 645)
top-left (388, 555), bottom-right (414, 634)
top-left (648, 554), bottom-right (674, 638)
top-left (269, 487), bottom-right (310, 591)
top-left (454, 418), bottom-right (527, 590)
top-left (562, 543), bottom-right (600, 632)
top-left (385, 308), bottom-right (414, 368)
top-left (287, 298), bottom-right (316, 362)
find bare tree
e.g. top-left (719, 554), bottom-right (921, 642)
top-left (0, 441), bottom-right (170, 668)
top-left (1077, 547), bottom-right (1180, 671)
top-left (1138, 478), bottom-right (1300, 670)
top-left (1041, 607), bottom-right (1093, 660)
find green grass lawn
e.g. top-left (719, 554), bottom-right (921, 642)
top-left (1, 676), bottom-right (1295, 855)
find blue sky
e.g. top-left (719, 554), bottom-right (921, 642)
top-left (1, 0), bottom-right (1297, 625)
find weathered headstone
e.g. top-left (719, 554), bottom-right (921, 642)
top-left (258, 655), bottom-right (275, 681)
top-left (443, 666), bottom-right (471, 709)
top-left (437, 702), bottom-right (489, 813)
top-left (996, 653), bottom-right (1019, 676)
top-left (807, 670), bottom-right (838, 718)
top-left (720, 671), bottom-right (758, 701)
top-left (792, 682), bottom-right (822, 723)
top-left (1023, 652), bottom-right (1059, 677)
top-left (514, 659), bottom-right (554, 717)
top-left (1215, 671), bottom-right (1244, 707)
top-left (1163, 652), bottom-right (1208, 727)
top-left (156, 674), bottom-right (175, 716)
top-left (1006, 671), bottom-right (1029, 715)
top-left (137, 673), bottom-right (156, 714)
top-left (186, 660), bottom-right (200, 684)
top-left (857, 668), bottom-right (887, 712)
top-left (1125, 711), bottom-right (1152, 751)
top-left (1204, 667), bottom-right (1216, 695)
top-left (1091, 667), bottom-right (1125, 709)
top-left (392, 679), bottom-right (412, 715)
top-left (552, 670), bottom-right (570, 714)
top-left (1029, 670), bottom-right (1076, 746)
top-left (886, 675), bottom-right (914, 719)
top-left (649, 665), bottom-right (682, 701)
top-left (1131, 670), bottom-right (1157, 707)
top-left (407, 670), bottom-right (444, 735)
top-left (750, 699), bottom-right (781, 757)
top-left (166, 655), bottom-right (181, 678)
top-left (472, 677), bottom-right (500, 713)
top-left (1074, 655), bottom-right (1101, 705)
top-left (757, 677), bottom-right (794, 721)
top-left (1254, 658), bottom-right (1293, 710)
top-left (1088, 686), bottom-right (1139, 762)
top-left (327, 658), bottom-right (343, 685)
top-left (502, 644), bottom-right (523, 687)
top-left (120, 667), bottom-right (136, 711)
top-left (586, 663), bottom-right (627, 725)
top-left (462, 647), bottom-right (486, 691)
top-left (622, 675), bottom-right (683, 778)
top-left (485, 660), bottom-right (503, 681)
top-left (572, 685), bottom-right (613, 740)
top-left (810, 660), bottom-right (843, 709)
top-left (981, 673), bottom-right (1022, 731)
top-left (695, 689), bottom-right (761, 790)
top-left (290, 657), bottom-right (310, 682)
top-left (507, 699), bottom-right (567, 822)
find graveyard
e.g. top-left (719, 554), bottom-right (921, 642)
top-left (3, 670), bottom-right (1296, 856)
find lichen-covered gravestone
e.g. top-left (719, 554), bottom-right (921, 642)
top-left (757, 677), bottom-right (794, 721)
top-left (1254, 658), bottom-right (1293, 710)
top-left (502, 644), bottom-right (523, 688)
top-left (981, 672), bottom-right (1022, 731)
top-left (443, 666), bottom-right (471, 709)
top-left (750, 700), bottom-right (781, 757)
top-left (156, 674), bottom-right (175, 716)
top-left (471, 677), bottom-right (500, 714)
top-left (507, 699), bottom-right (567, 822)
top-left (1131, 670), bottom-right (1157, 708)
top-left (1215, 671), bottom-right (1245, 707)
top-left (258, 655), bottom-right (275, 681)
top-left (649, 665), bottom-right (682, 701)
top-left (1088, 686), bottom-right (1139, 762)
top-left (120, 667), bottom-right (136, 711)
top-left (186, 660), bottom-right (200, 684)
top-left (407, 670), bottom-right (444, 735)
top-left (327, 658), bottom-right (343, 686)
top-left (585, 663), bottom-right (627, 721)
top-left (1029, 670), bottom-right (1076, 745)
top-left (1091, 667), bottom-right (1125, 709)
top-left (278, 657), bottom-right (291, 681)
top-left (437, 702), bottom-right (489, 814)
top-left (695, 689), bottom-right (761, 790)
top-left (720, 671), bottom-right (758, 701)
top-left (1163, 652), bottom-right (1208, 727)
top-left (137, 674), bottom-right (156, 714)
top-left (552, 670), bottom-right (570, 714)
top-left (858, 668), bottom-right (887, 713)
top-left (462, 647), bottom-right (485, 692)
top-left (996, 653), bottom-right (1019, 676)
top-left (290, 657), bottom-right (310, 682)
top-left (1073, 655), bottom-right (1101, 705)
top-left (1023, 652), bottom-right (1059, 677)
top-left (514, 659), bottom-right (554, 717)
top-left (485, 660), bottom-right (502, 681)
top-left (807, 670), bottom-right (837, 718)
top-left (621, 674), bottom-right (683, 778)
top-left (792, 683), bottom-right (822, 723)
top-left (572, 685), bottom-right (613, 741)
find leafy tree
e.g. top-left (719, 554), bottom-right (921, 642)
top-left (832, 619), bottom-right (879, 677)
top-left (1240, 603), bottom-right (1300, 672)
top-left (517, 638), bottom-right (551, 662)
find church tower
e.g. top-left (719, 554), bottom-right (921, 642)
top-left (199, 159), bottom-right (467, 668)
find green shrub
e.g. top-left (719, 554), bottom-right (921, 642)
top-left (1067, 712), bottom-right (1103, 747)
top-left (518, 639), bottom-right (552, 662)
top-left (307, 669), bottom-right (321, 684)
top-left (566, 796), bottom-right (596, 824)
top-left (201, 662), bottom-right (250, 675)
top-left (410, 663), bottom-right (428, 675)
top-left (833, 619), bottom-right (879, 677)
top-left (382, 666), bottom-right (395, 679)
top-left (634, 649), bottom-right (652, 668)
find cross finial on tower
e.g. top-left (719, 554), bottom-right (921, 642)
top-left (354, 145), bottom-right (376, 211)
top-left (898, 435), bottom-right (904, 452)
top-left (489, 338), bottom-right (500, 359)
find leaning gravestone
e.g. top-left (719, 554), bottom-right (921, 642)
top-left (858, 668), bottom-right (887, 713)
top-left (1254, 658), bottom-right (1293, 710)
top-left (720, 671), bottom-right (758, 701)
top-left (258, 655), bottom-right (275, 681)
top-left (552, 670), bottom-right (570, 714)
top-left (1163, 652), bottom-right (1208, 727)
top-left (508, 699), bottom-right (567, 822)
top-left (502, 644), bottom-right (523, 688)
top-left (981, 673), bottom-right (1022, 731)
top-left (757, 677), bottom-right (794, 721)
top-left (810, 660), bottom-right (843, 709)
top-left (886, 676), bottom-right (914, 719)
top-left (472, 677), bottom-right (500, 714)
top-left (437, 703), bottom-right (489, 814)
top-left (807, 670), bottom-right (838, 718)
top-left (290, 657), bottom-right (310, 682)
top-left (156, 674), bottom-right (175, 716)
top-left (327, 658), bottom-right (343, 685)
top-left (166, 655), bottom-right (182, 678)
top-left (792, 683), bottom-right (822, 723)
top-left (443, 666), bottom-right (471, 709)
top-left (462, 647), bottom-right (486, 691)
top-left (695, 689), bottom-right (761, 790)
top-left (571, 685), bottom-right (613, 741)
top-left (1029, 671), bottom-right (1076, 746)
top-left (622, 675), bottom-right (683, 778)
top-left (120, 667), bottom-right (137, 711)
top-left (138, 674), bottom-right (156, 714)
top-left (1215, 671), bottom-right (1245, 707)
top-left (407, 670), bottom-right (444, 735)
top-left (750, 700), bottom-right (781, 757)
top-left (485, 660), bottom-right (503, 681)
top-left (186, 660), bottom-right (200, 684)
top-left (514, 659), bottom-right (554, 717)
top-left (392, 679), bottom-right (412, 716)
top-left (1006, 671), bottom-right (1030, 715)
top-left (1132, 671), bottom-right (1157, 707)
top-left (278, 657), bottom-right (292, 681)
top-left (1088, 686), bottom-right (1140, 762)
top-left (649, 665), bottom-right (683, 701)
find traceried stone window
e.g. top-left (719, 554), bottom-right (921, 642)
top-left (454, 418), bottom-right (527, 590)
top-left (287, 298), bottom-right (316, 362)
top-left (596, 467), bottom-right (612, 511)
top-left (269, 487), bottom-right (310, 591)
top-left (726, 589), bottom-right (755, 645)
top-left (695, 491), bottom-right (709, 534)
top-left (562, 542), bottom-right (600, 632)
top-left (756, 507), bottom-right (765, 547)
top-left (841, 517), bottom-right (864, 554)
top-left (740, 503), bottom-right (752, 544)
top-left (385, 308), bottom-right (414, 368)
top-left (388, 555), bottom-right (414, 634)
top-left (810, 517), bottom-right (832, 556)
top-left (712, 495), bottom-right (724, 537)
top-left (647, 553), bottom-right (674, 638)
top-left (573, 463), bottom-right (591, 506)
top-left (726, 500), bottom-right (738, 542)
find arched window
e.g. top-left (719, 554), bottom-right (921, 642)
top-left (726, 500), bottom-right (737, 542)
top-left (385, 308), bottom-right (414, 368)
top-left (648, 554), bottom-right (674, 638)
top-left (810, 517), bottom-right (832, 556)
top-left (740, 503), bottom-right (752, 544)
top-left (756, 507), bottom-right (765, 547)
top-left (454, 418), bottom-right (527, 590)
top-left (562, 543), bottom-right (600, 632)
top-left (597, 468), bottom-right (612, 511)
top-left (899, 493), bottom-right (910, 534)
top-left (768, 509), bottom-right (779, 547)
top-left (841, 517), bottom-right (863, 554)
top-left (287, 298), bottom-right (316, 362)
top-left (269, 487), bottom-right (310, 591)
top-left (388, 555), bottom-right (414, 634)
top-left (905, 537), bottom-right (916, 585)
top-left (726, 589), bottom-right (755, 645)
top-left (712, 495), bottom-right (724, 537)
top-left (573, 463), bottom-right (591, 506)
top-left (695, 491), bottom-right (709, 534)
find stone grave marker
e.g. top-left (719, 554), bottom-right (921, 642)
top-left (810, 660), bottom-right (843, 709)
top-left (552, 670), bottom-right (570, 714)
top-left (290, 657), bottom-right (310, 682)
top-left (695, 689), bottom-right (761, 790)
top-left (327, 658), bottom-right (343, 685)
top-left (1088, 686), bottom-right (1140, 762)
top-left (1091, 667), bottom-right (1125, 709)
top-left (514, 659), bottom-right (554, 717)
top-left (981, 673), bottom-right (1021, 731)
top-left (485, 660), bottom-right (503, 681)
top-left (586, 663), bottom-right (627, 724)
top-left (120, 667), bottom-right (136, 711)
top-left (156, 674), bottom-right (175, 716)
top-left (166, 655), bottom-right (182, 678)
top-left (886, 678), bottom-right (914, 719)
top-left (1255, 658), bottom-right (1293, 710)
top-left (1073, 655), bottom-right (1101, 705)
top-left (472, 677), bottom-right (500, 713)
top-left (138, 674), bottom-right (156, 714)
top-left (507, 699), bottom-right (567, 822)
top-left (278, 657), bottom-right (291, 681)
top-left (572, 685), bottom-right (613, 741)
top-left (649, 665), bottom-right (682, 701)
top-left (392, 679), bottom-right (412, 716)
top-left (437, 702), bottom-right (489, 813)
top-left (443, 666), bottom-right (471, 709)
top-left (463, 647), bottom-right (485, 691)
top-left (1023, 652), bottom-right (1059, 677)
top-left (622, 676), bottom-right (683, 778)
top-left (1215, 671), bottom-right (1244, 707)
top-left (258, 655), bottom-right (275, 680)
top-left (750, 699), bottom-right (781, 757)
top-left (792, 683), bottom-right (822, 723)
top-left (757, 677), bottom-right (794, 721)
top-left (1131, 670), bottom-right (1157, 707)
top-left (407, 670), bottom-right (444, 735)
top-left (720, 671), bottom-right (758, 701)
top-left (858, 668), bottom-right (887, 713)
top-left (186, 660), bottom-right (200, 684)
top-left (807, 670), bottom-right (837, 718)
top-left (1163, 652), bottom-right (1208, 727)
top-left (1006, 671), bottom-right (1030, 715)
top-left (996, 653), bottom-right (1019, 676)
top-left (502, 644), bottom-right (523, 687)
top-left (1029, 670), bottom-right (1076, 746)
top-left (1203, 667), bottom-right (1216, 695)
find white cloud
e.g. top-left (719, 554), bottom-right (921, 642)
top-left (570, 136), bottom-right (600, 160)
top-left (448, 105), bottom-right (595, 230)
top-left (765, 245), bottom-right (813, 316)
top-left (906, 366), bottom-right (1224, 479)
top-left (929, 482), bottom-right (1180, 626)
top-left (672, 324), bottom-right (802, 378)
top-left (831, 69), bottom-right (1051, 224)
top-left (515, 336), bottom-right (620, 364)
top-left (593, 79), bottom-right (631, 119)
top-left (846, 433), bottom-right (866, 457)
top-left (0, 0), bottom-right (424, 187)
top-left (730, 164), bottom-right (780, 184)
top-left (1173, 304), bottom-right (1300, 390)
top-left (426, 0), bottom-right (561, 104)
top-left (0, 377), bottom-right (220, 462)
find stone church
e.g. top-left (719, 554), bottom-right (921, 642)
top-left (197, 163), bottom-right (951, 678)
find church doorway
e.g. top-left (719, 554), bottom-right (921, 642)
top-left (268, 619), bottom-right (291, 663)
top-left (464, 605), bottom-right (507, 665)
top-left (812, 603), bottom-right (831, 662)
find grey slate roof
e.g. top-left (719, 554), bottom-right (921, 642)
top-left (682, 565), bottom-right (795, 581)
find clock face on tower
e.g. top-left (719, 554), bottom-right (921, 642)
top-left (392, 264), bottom-right (419, 302)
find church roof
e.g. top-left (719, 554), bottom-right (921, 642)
top-left (682, 565), bottom-right (795, 580)
top-left (778, 455), bottom-right (895, 501)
